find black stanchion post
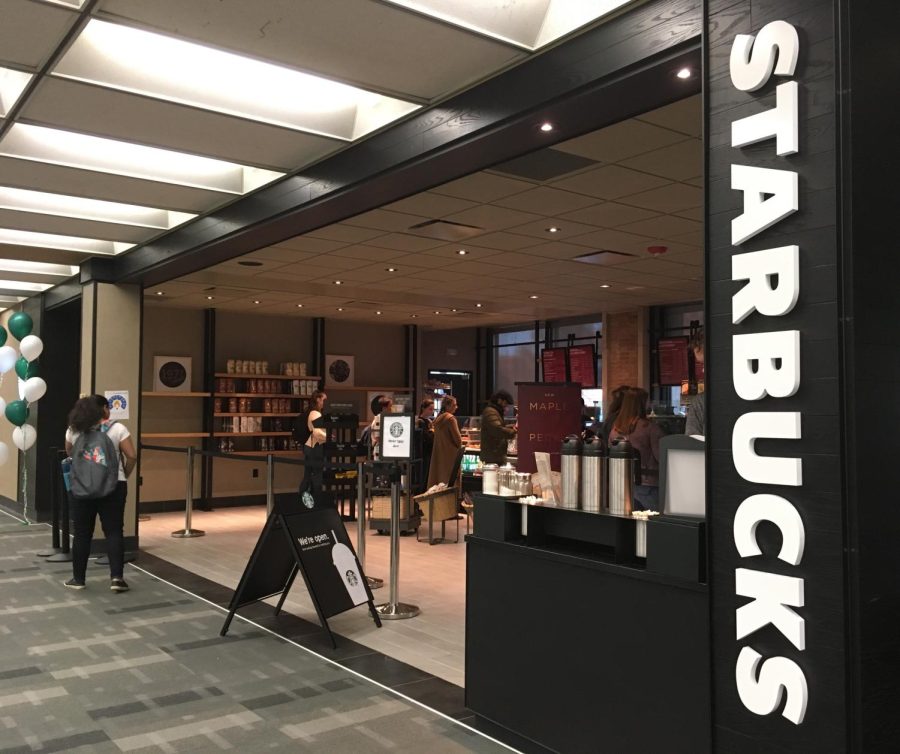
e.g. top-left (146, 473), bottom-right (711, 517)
top-left (357, 461), bottom-right (383, 590)
top-left (172, 445), bottom-right (205, 538)
top-left (375, 461), bottom-right (419, 620)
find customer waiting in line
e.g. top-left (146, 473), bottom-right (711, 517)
top-left (416, 398), bottom-right (436, 484)
top-left (299, 390), bottom-right (328, 497)
top-left (64, 395), bottom-right (137, 591)
top-left (685, 329), bottom-right (705, 436)
top-left (479, 390), bottom-right (517, 465)
top-left (611, 387), bottom-right (664, 512)
top-left (597, 384), bottom-right (629, 451)
top-left (428, 395), bottom-right (462, 489)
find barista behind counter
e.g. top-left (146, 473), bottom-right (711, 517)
top-left (479, 390), bottom-right (517, 465)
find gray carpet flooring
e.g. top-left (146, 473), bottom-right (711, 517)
top-left (0, 518), bottom-right (507, 753)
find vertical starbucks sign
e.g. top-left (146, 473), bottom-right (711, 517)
top-left (708, 2), bottom-right (847, 750)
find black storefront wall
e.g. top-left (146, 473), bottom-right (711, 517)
top-left (704, 0), bottom-right (893, 751)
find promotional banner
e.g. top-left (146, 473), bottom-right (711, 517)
top-left (515, 383), bottom-right (582, 473)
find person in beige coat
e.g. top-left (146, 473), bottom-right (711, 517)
top-left (427, 395), bottom-right (462, 488)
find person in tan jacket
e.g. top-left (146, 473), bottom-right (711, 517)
top-left (427, 395), bottom-right (462, 488)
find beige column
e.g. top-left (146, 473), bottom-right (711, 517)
top-left (80, 282), bottom-right (142, 547)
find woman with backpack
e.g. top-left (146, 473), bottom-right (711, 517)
top-left (64, 395), bottom-right (137, 591)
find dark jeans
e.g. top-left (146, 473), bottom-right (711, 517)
top-left (299, 444), bottom-right (324, 496)
top-left (71, 481), bottom-right (127, 581)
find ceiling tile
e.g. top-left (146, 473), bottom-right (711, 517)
top-left (674, 206), bottom-right (703, 222)
top-left (306, 225), bottom-right (386, 244)
top-left (342, 209), bottom-right (430, 233)
top-left (557, 201), bottom-right (660, 228)
top-left (616, 214), bottom-right (702, 240)
top-left (508, 217), bottom-right (600, 241)
top-left (0, 0), bottom-right (75, 69)
top-left (554, 119), bottom-right (688, 162)
top-left (620, 138), bottom-right (702, 182)
top-left (22, 78), bottom-right (340, 171)
top-left (383, 192), bottom-right (478, 218)
top-left (271, 236), bottom-right (347, 254)
top-left (551, 165), bottom-right (671, 200)
top-left (443, 204), bottom-right (543, 232)
top-left (619, 183), bottom-right (704, 213)
top-left (432, 172), bottom-right (534, 203)
top-left (637, 95), bottom-right (702, 137)
top-left (365, 233), bottom-right (446, 252)
top-left (325, 245), bottom-right (408, 262)
top-left (459, 231), bottom-right (544, 251)
top-left (491, 186), bottom-right (598, 216)
top-left (565, 228), bottom-right (655, 255)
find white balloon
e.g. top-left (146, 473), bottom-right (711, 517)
top-left (0, 397), bottom-right (5, 417)
top-left (0, 441), bottom-right (8, 466)
top-left (19, 335), bottom-right (43, 362)
top-left (24, 377), bottom-right (47, 403)
top-left (0, 346), bottom-right (16, 374)
top-left (12, 425), bottom-right (36, 452)
top-left (17, 377), bottom-right (25, 401)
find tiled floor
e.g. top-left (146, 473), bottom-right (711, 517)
top-left (139, 505), bottom-right (468, 688)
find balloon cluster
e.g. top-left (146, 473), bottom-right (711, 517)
top-left (0, 312), bottom-right (45, 464)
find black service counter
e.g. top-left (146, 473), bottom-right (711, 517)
top-left (465, 494), bottom-right (710, 753)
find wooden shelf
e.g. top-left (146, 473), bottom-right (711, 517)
top-left (215, 413), bottom-right (299, 417)
top-left (213, 393), bottom-right (310, 399)
top-left (213, 431), bottom-right (293, 437)
top-left (215, 373), bottom-right (321, 380)
top-left (142, 392), bottom-right (210, 398)
top-left (141, 432), bottom-right (208, 439)
top-left (326, 386), bottom-right (410, 391)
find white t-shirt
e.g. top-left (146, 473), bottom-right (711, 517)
top-left (66, 421), bottom-right (131, 482)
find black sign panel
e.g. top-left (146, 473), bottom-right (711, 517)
top-left (706, 2), bottom-right (846, 751)
top-left (281, 507), bottom-right (370, 619)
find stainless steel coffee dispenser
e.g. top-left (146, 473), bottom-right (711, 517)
top-left (580, 436), bottom-right (603, 513)
top-left (607, 437), bottom-right (640, 515)
top-left (560, 435), bottom-right (582, 509)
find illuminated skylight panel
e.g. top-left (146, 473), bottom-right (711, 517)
top-left (0, 67), bottom-right (32, 117)
top-left (0, 279), bottom-right (53, 293)
top-left (0, 186), bottom-right (196, 229)
top-left (0, 228), bottom-right (133, 255)
top-left (383, 0), bottom-right (633, 50)
top-left (55, 19), bottom-right (421, 141)
top-left (0, 124), bottom-right (283, 193)
top-left (0, 259), bottom-right (78, 277)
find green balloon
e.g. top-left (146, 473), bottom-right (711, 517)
top-left (5, 400), bottom-right (29, 427)
top-left (0, 327), bottom-right (6, 347)
top-left (8, 312), bottom-right (33, 341)
top-left (15, 357), bottom-right (38, 380)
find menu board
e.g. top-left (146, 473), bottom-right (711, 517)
top-left (568, 345), bottom-right (596, 387)
top-left (658, 337), bottom-right (690, 385)
top-left (541, 348), bottom-right (568, 382)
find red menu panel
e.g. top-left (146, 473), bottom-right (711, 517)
top-left (658, 337), bottom-right (690, 385)
top-left (516, 383), bottom-right (583, 473)
top-left (568, 345), bottom-right (596, 387)
top-left (541, 348), bottom-right (568, 382)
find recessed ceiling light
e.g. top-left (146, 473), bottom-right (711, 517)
top-left (451, 308), bottom-right (458, 312)
top-left (386, 267), bottom-right (397, 272)
top-left (375, 310), bottom-right (382, 315)
top-left (337, 307), bottom-right (344, 312)
top-left (530, 295), bottom-right (539, 299)
top-left (547, 226), bottom-right (560, 233)
top-left (296, 303), bottom-right (304, 308)
top-left (540, 122), bottom-right (554, 132)
top-left (333, 280), bottom-right (343, 285)
top-left (476, 303), bottom-right (482, 308)
top-left (411, 314), bottom-right (418, 318)
top-left (600, 284), bottom-right (610, 289)
top-left (253, 300), bottom-right (261, 304)
top-left (155, 291), bottom-right (164, 296)
top-left (434, 311), bottom-right (441, 314)
top-left (57, 19), bottom-right (420, 141)
top-left (206, 295), bottom-right (214, 300)
top-left (457, 249), bottom-right (468, 255)
top-left (676, 67), bottom-right (692, 79)
top-left (0, 123), bottom-right (282, 193)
